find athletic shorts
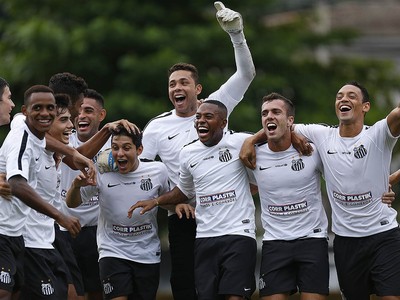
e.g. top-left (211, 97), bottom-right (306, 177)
top-left (0, 234), bottom-right (24, 292)
top-left (52, 224), bottom-right (84, 296)
top-left (259, 238), bottom-right (329, 297)
top-left (70, 225), bottom-right (101, 292)
top-left (99, 257), bottom-right (160, 300)
top-left (194, 235), bottom-right (257, 300)
top-left (334, 227), bottom-right (400, 300)
top-left (20, 248), bottom-right (69, 300)
top-left (168, 214), bottom-right (197, 300)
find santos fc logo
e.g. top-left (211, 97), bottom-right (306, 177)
top-left (353, 145), bottom-right (367, 159)
top-left (140, 178), bottom-right (153, 191)
top-left (219, 149), bottom-right (232, 162)
top-left (291, 158), bottom-right (304, 171)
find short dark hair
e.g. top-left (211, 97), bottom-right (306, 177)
top-left (55, 93), bottom-right (71, 115)
top-left (49, 72), bottom-right (88, 105)
top-left (203, 99), bottom-right (228, 119)
top-left (262, 92), bottom-right (295, 117)
top-left (111, 127), bottom-right (142, 149)
top-left (346, 81), bottom-right (370, 103)
top-left (168, 63), bottom-right (199, 84)
top-left (24, 85), bottom-right (54, 105)
top-left (0, 77), bottom-right (9, 96)
top-left (84, 88), bottom-right (105, 108)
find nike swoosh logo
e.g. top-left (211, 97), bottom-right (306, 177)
top-left (327, 150), bottom-right (337, 154)
top-left (168, 133), bottom-right (180, 140)
top-left (190, 163), bottom-right (198, 168)
top-left (259, 166), bottom-right (272, 171)
top-left (45, 166), bottom-right (52, 170)
top-left (35, 157), bottom-right (40, 161)
top-left (107, 183), bottom-right (120, 188)
top-left (244, 288), bottom-right (251, 291)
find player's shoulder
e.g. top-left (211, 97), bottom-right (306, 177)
top-left (144, 110), bottom-right (174, 127)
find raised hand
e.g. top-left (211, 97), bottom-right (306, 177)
top-left (214, 1), bottom-right (243, 33)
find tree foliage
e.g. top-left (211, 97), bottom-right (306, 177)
top-left (1, 0), bottom-right (400, 210)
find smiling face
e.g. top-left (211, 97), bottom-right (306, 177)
top-left (194, 102), bottom-right (227, 147)
top-left (261, 99), bottom-right (293, 150)
top-left (0, 85), bottom-right (15, 126)
top-left (48, 108), bottom-right (73, 144)
top-left (111, 134), bottom-right (143, 174)
top-left (168, 70), bottom-right (202, 117)
top-left (335, 84), bottom-right (370, 125)
top-left (75, 97), bottom-right (106, 142)
top-left (22, 92), bottom-right (56, 139)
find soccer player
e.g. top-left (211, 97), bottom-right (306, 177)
top-left (252, 93), bottom-right (329, 300)
top-left (241, 82), bottom-right (400, 300)
top-left (0, 85), bottom-right (81, 299)
top-left (0, 77), bottom-right (15, 126)
top-left (66, 128), bottom-right (170, 300)
top-left (129, 101), bottom-right (257, 300)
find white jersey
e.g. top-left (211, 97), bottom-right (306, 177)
top-left (178, 131), bottom-right (256, 239)
top-left (23, 149), bottom-right (61, 248)
top-left (252, 143), bottom-right (328, 241)
top-left (295, 120), bottom-right (398, 237)
top-left (0, 120), bottom-right (46, 236)
top-left (141, 36), bottom-right (255, 215)
top-left (81, 160), bottom-right (170, 263)
top-left (60, 131), bottom-right (111, 227)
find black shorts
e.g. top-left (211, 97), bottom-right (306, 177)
top-left (334, 227), bottom-right (400, 299)
top-left (70, 225), bottom-right (101, 292)
top-left (259, 238), bottom-right (329, 297)
top-left (52, 224), bottom-right (84, 296)
top-left (99, 257), bottom-right (160, 300)
top-left (20, 248), bottom-right (69, 300)
top-left (168, 214), bottom-right (197, 300)
top-left (194, 235), bottom-right (257, 300)
top-left (0, 234), bottom-right (24, 292)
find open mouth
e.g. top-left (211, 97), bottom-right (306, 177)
top-left (174, 95), bottom-right (186, 103)
top-left (339, 105), bottom-right (351, 112)
top-left (266, 123), bottom-right (277, 131)
top-left (117, 159), bottom-right (128, 169)
top-left (78, 121), bottom-right (89, 130)
top-left (197, 126), bottom-right (209, 137)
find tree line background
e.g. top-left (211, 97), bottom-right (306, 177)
top-left (1, 0), bottom-right (399, 215)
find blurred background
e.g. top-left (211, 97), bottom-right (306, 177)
top-left (1, 0), bottom-right (400, 298)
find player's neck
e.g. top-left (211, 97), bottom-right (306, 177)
top-left (339, 121), bottom-right (364, 137)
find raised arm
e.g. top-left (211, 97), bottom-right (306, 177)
top-left (209, 2), bottom-right (255, 112)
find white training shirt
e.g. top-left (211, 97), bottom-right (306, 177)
top-left (178, 131), bottom-right (256, 239)
top-left (141, 39), bottom-right (255, 216)
top-left (295, 120), bottom-right (398, 237)
top-left (0, 120), bottom-right (46, 236)
top-left (23, 149), bottom-right (61, 248)
top-left (252, 143), bottom-right (328, 241)
top-left (60, 131), bottom-right (111, 228)
top-left (81, 160), bottom-right (170, 264)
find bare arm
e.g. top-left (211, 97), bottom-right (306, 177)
top-left (9, 175), bottom-right (81, 237)
top-left (76, 119), bottom-right (140, 159)
top-left (127, 186), bottom-right (188, 217)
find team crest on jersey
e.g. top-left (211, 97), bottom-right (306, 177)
top-left (353, 144), bottom-right (367, 159)
top-left (0, 269), bottom-right (11, 284)
top-left (140, 178), bottom-right (153, 191)
top-left (103, 282), bottom-right (113, 295)
top-left (219, 149), bottom-right (232, 162)
top-left (41, 280), bottom-right (55, 296)
top-left (291, 158), bottom-right (304, 171)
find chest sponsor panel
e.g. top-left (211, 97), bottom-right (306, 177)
top-left (268, 200), bottom-right (309, 216)
top-left (199, 190), bottom-right (237, 208)
top-left (112, 223), bottom-right (153, 236)
top-left (332, 191), bottom-right (372, 206)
